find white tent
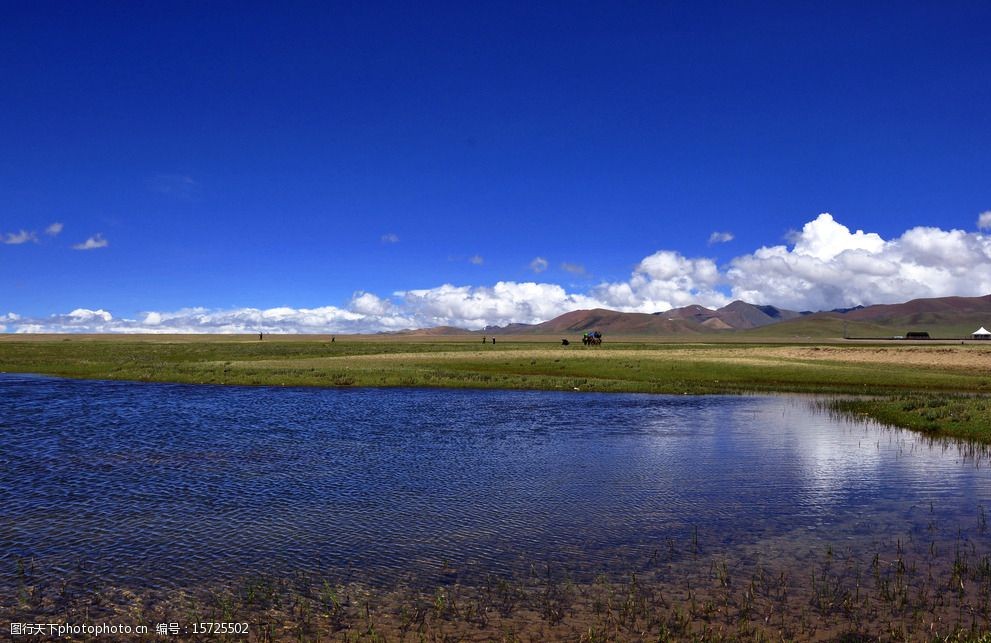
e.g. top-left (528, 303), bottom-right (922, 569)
top-left (972, 326), bottom-right (991, 339)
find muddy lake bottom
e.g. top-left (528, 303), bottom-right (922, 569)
top-left (2, 375), bottom-right (990, 640)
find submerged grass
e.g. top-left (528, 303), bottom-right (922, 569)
top-left (8, 525), bottom-right (991, 641)
top-left (1, 336), bottom-right (990, 441)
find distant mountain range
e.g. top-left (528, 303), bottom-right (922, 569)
top-left (477, 301), bottom-right (802, 335)
top-left (429, 293), bottom-right (991, 338)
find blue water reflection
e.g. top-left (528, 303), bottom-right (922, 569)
top-left (1, 374), bottom-right (988, 592)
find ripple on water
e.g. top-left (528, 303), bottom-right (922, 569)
top-left (1, 375), bottom-right (990, 593)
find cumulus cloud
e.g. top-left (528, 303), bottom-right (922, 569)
top-left (793, 213), bottom-right (884, 260)
top-left (399, 282), bottom-right (604, 328)
top-left (384, 214), bottom-right (991, 323)
top-left (708, 231), bottom-right (734, 245)
top-left (381, 233), bottom-right (400, 244)
top-left (10, 308), bottom-right (115, 332)
top-left (529, 257), bottom-right (549, 273)
top-left (68, 308), bottom-right (113, 323)
top-left (45, 222), bottom-right (63, 236)
top-left (589, 250), bottom-right (728, 312)
top-left (9, 304), bottom-right (418, 335)
top-left (1, 313), bottom-right (20, 332)
top-left (11, 213), bottom-right (991, 333)
top-left (727, 213), bottom-right (991, 310)
top-left (3, 229), bottom-right (38, 245)
top-left (348, 291), bottom-right (395, 316)
top-left (469, 255), bottom-right (484, 265)
top-left (979, 211), bottom-right (991, 230)
top-left (73, 234), bottom-right (108, 250)
top-left (561, 262), bottom-right (586, 275)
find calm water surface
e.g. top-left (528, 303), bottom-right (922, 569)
top-left (2, 374), bottom-right (989, 593)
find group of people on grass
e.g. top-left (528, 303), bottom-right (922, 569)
top-left (582, 331), bottom-right (603, 346)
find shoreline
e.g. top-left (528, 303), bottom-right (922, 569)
top-left (2, 337), bottom-right (990, 442)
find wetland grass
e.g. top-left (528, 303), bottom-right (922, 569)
top-left (7, 526), bottom-right (991, 641)
top-left (828, 395), bottom-right (991, 443)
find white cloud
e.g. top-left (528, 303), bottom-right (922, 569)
top-left (708, 231), bottom-right (734, 245)
top-left (381, 233), bottom-right (400, 244)
top-left (11, 304), bottom-right (416, 334)
top-left (529, 257), bottom-right (549, 273)
top-left (0, 312), bottom-right (20, 333)
top-left (727, 213), bottom-right (991, 310)
top-left (73, 234), bottom-right (108, 250)
top-left (561, 262), bottom-right (586, 275)
top-left (469, 255), bottom-right (484, 265)
top-left (790, 213), bottom-right (884, 261)
top-left (11, 212), bottom-right (991, 333)
top-left (589, 250), bottom-right (728, 312)
top-left (3, 229), bottom-right (38, 245)
top-left (393, 252), bottom-right (731, 327)
top-left (979, 211), bottom-right (991, 230)
top-left (399, 282), bottom-right (604, 328)
top-left (348, 292), bottom-right (393, 316)
top-left (68, 308), bottom-right (113, 323)
top-left (45, 222), bottom-right (64, 236)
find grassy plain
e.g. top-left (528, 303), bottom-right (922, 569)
top-left (2, 334), bottom-right (991, 442)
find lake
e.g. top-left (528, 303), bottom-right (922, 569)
top-left (2, 373), bottom-right (990, 633)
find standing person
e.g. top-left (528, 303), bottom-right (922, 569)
top-left (492, 337), bottom-right (496, 344)
top-left (258, 332), bottom-right (263, 341)
top-left (482, 336), bottom-right (487, 344)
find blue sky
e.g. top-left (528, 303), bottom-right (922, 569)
top-left (3, 2), bottom-right (991, 332)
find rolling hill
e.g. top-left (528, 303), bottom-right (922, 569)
top-left (731, 294), bottom-right (991, 338)
top-left (660, 300), bottom-right (803, 330)
top-left (492, 308), bottom-right (709, 335)
top-left (484, 300), bottom-right (806, 335)
top-left (477, 294), bottom-right (991, 338)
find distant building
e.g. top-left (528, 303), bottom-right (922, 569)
top-left (905, 331), bottom-right (931, 339)
top-left (972, 327), bottom-right (991, 340)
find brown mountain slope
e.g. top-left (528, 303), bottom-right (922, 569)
top-left (657, 301), bottom-right (803, 329)
top-left (660, 304), bottom-right (719, 325)
top-left (717, 300), bottom-right (804, 328)
top-left (527, 308), bottom-right (711, 335)
top-left (842, 294), bottom-right (991, 321)
top-left (744, 294), bottom-right (991, 338)
top-left (473, 294), bottom-right (991, 338)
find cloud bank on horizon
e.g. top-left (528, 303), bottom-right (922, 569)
top-left (6, 213), bottom-right (991, 334)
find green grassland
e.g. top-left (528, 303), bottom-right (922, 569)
top-left (2, 334), bottom-right (991, 442)
top-left (740, 315), bottom-right (990, 340)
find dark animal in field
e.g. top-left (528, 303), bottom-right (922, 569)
top-left (561, 339), bottom-right (570, 345)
